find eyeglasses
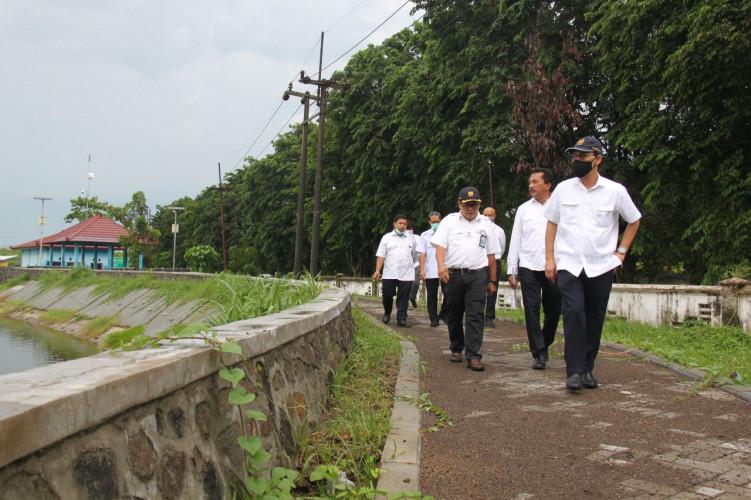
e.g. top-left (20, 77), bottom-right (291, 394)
top-left (462, 201), bottom-right (481, 208)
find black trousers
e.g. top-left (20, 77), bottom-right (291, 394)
top-left (382, 279), bottom-right (412, 324)
top-left (519, 267), bottom-right (561, 356)
top-left (484, 259), bottom-right (502, 320)
top-left (557, 270), bottom-right (613, 377)
top-left (409, 268), bottom-right (420, 301)
top-left (444, 267), bottom-right (488, 359)
top-left (424, 278), bottom-right (446, 323)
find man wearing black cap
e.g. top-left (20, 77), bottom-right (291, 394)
top-left (544, 136), bottom-right (641, 390)
top-left (432, 187), bottom-right (499, 371)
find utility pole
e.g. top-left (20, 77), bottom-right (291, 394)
top-left (217, 163), bottom-right (228, 272)
top-left (167, 206), bottom-right (184, 272)
top-left (33, 197), bottom-right (52, 267)
top-left (296, 32), bottom-right (349, 276)
top-left (283, 86), bottom-right (316, 277)
top-left (487, 159), bottom-right (494, 207)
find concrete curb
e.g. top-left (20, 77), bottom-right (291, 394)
top-left (602, 340), bottom-right (751, 404)
top-left (376, 333), bottom-right (422, 497)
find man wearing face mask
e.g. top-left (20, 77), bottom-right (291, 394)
top-left (373, 214), bottom-right (422, 328)
top-left (481, 206), bottom-right (507, 328)
top-left (544, 136), bottom-right (641, 391)
top-left (419, 211), bottom-right (444, 327)
top-left (433, 187), bottom-right (499, 371)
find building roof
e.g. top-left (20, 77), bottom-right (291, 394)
top-left (12, 215), bottom-right (129, 249)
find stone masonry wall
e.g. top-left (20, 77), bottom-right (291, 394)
top-left (0, 283), bottom-right (353, 499)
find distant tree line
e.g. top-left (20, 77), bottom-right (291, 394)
top-left (116, 0), bottom-right (749, 283)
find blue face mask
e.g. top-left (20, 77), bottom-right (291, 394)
top-left (394, 229), bottom-right (405, 236)
top-left (431, 222), bottom-right (439, 231)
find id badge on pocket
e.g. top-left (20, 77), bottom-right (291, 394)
top-left (479, 234), bottom-right (487, 248)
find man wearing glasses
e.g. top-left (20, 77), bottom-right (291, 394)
top-left (544, 137), bottom-right (641, 390)
top-left (433, 187), bottom-right (499, 371)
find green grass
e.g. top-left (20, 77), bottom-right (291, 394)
top-left (0, 300), bottom-right (25, 316)
top-left (102, 325), bottom-right (146, 349)
top-left (40, 309), bottom-right (83, 324)
top-left (602, 318), bottom-right (750, 385)
top-left (296, 307), bottom-right (402, 490)
top-left (497, 307), bottom-right (751, 386)
top-left (0, 272), bottom-right (30, 291)
top-left (82, 315), bottom-right (119, 338)
top-left (34, 268), bottom-right (322, 314)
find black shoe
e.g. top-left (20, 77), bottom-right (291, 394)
top-left (581, 372), bottom-right (598, 389)
top-left (532, 355), bottom-right (546, 370)
top-left (542, 350), bottom-right (549, 362)
top-left (410, 299), bottom-right (417, 309)
top-left (382, 313), bottom-right (390, 324)
top-left (484, 318), bottom-right (495, 328)
top-left (566, 373), bottom-right (583, 391)
top-left (397, 322), bottom-right (411, 328)
top-left (429, 320), bottom-right (439, 327)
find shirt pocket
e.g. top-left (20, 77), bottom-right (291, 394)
top-left (594, 205), bottom-right (615, 227)
top-left (561, 201), bottom-right (579, 222)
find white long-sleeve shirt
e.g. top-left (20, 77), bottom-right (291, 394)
top-left (507, 198), bottom-right (549, 275)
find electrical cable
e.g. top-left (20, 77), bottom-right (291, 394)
top-left (320, 0), bottom-right (411, 73)
top-left (323, 0), bottom-right (371, 33)
top-left (257, 102), bottom-right (304, 158)
top-left (231, 100), bottom-right (284, 170)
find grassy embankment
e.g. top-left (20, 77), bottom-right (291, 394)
top-left (496, 308), bottom-right (751, 386)
top-left (295, 307), bottom-right (402, 493)
top-left (0, 268), bottom-right (322, 345)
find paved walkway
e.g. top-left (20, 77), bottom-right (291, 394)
top-left (357, 299), bottom-right (751, 499)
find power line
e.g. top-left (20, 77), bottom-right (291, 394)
top-left (231, 100), bottom-right (285, 170)
top-left (257, 103), bottom-right (304, 158)
top-left (323, 0), bottom-right (371, 33)
top-left (320, 0), bottom-right (412, 73)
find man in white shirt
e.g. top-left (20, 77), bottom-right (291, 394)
top-left (419, 211), bottom-right (444, 327)
top-left (507, 167), bottom-right (561, 370)
top-left (433, 187), bottom-right (499, 371)
top-left (481, 206), bottom-right (506, 328)
top-left (373, 214), bottom-right (423, 328)
top-left (544, 137), bottom-right (641, 391)
top-left (407, 219), bottom-right (422, 309)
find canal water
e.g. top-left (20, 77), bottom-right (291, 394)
top-left (0, 318), bottom-right (99, 376)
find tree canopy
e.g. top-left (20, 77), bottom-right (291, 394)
top-left (150, 0), bottom-right (749, 284)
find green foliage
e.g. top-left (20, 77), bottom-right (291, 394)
top-left (297, 308), bottom-right (401, 492)
top-left (102, 325), bottom-right (146, 349)
top-left (83, 315), bottom-right (119, 338)
top-left (0, 272), bottom-right (29, 291)
top-left (40, 309), bottom-right (82, 324)
top-left (184, 245), bottom-right (220, 273)
top-left (602, 318), bottom-right (750, 386)
top-left (65, 195), bottom-right (120, 223)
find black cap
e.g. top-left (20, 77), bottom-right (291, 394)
top-left (566, 136), bottom-right (605, 155)
top-left (457, 186), bottom-right (481, 203)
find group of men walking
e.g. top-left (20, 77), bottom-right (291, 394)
top-left (373, 136), bottom-right (641, 390)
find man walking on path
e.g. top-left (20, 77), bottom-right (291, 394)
top-left (433, 187), bottom-right (499, 371)
top-left (481, 206), bottom-right (506, 329)
top-left (507, 167), bottom-right (561, 370)
top-left (419, 211), bottom-right (444, 327)
top-left (407, 220), bottom-right (421, 310)
top-left (544, 137), bottom-right (641, 390)
top-left (373, 214), bottom-right (424, 328)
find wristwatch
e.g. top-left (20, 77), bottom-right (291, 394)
top-left (616, 245), bottom-right (628, 255)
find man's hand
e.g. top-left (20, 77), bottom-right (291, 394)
top-left (486, 281), bottom-right (497, 294)
top-left (439, 267), bottom-right (450, 284)
top-left (545, 259), bottom-right (557, 282)
top-left (372, 270), bottom-right (381, 281)
top-left (615, 252), bottom-right (625, 264)
top-left (420, 270), bottom-right (426, 281)
top-left (508, 275), bottom-right (518, 289)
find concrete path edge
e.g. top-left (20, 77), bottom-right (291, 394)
top-left (602, 340), bottom-right (751, 404)
top-left (376, 332), bottom-right (422, 497)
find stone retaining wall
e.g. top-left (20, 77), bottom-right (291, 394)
top-left (0, 278), bottom-right (353, 499)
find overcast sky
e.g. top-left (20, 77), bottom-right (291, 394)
top-left (0, 0), bottom-right (419, 247)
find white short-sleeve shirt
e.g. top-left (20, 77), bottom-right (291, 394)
top-left (431, 212), bottom-right (499, 270)
top-left (410, 232), bottom-right (426, 269)
top-left (376, 230), bottom-right (418, 281)
top-left (488, 222), bottom-right (506, 260)
top-left (544, 175), bottom-right (641, 277)
top-left (420, 228), bottom-right (439, 279)
top-left (507, 198), bottom-right (548, 275)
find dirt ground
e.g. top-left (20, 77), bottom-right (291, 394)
top-left (358, 299), bottom-right (751, 500)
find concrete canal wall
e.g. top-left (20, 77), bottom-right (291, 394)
top-left (0, 269), bottom-right (354, 499)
